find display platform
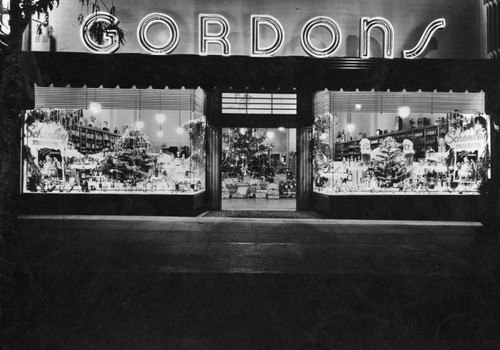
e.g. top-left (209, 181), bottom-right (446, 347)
top-left (312, 192), bottom-right (485, 221)
top-left (19, 192), bottom-right (206, 216)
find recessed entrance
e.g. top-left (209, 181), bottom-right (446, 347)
top-left (221, 127), bottom-right (297, 211)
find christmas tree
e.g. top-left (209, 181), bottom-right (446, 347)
top-left (312, 113), bottom-right (335, 179)
top-left (221, 128), bottom-right (274, 180)
top-left (99, 126), bottom-right (156, 184)
top-left (183, 116), bottom-right (206, 174)
top-left (367, 137), bottom-right (409, 188)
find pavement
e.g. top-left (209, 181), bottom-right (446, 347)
top-left (17, 215), bottom-right (481, 276)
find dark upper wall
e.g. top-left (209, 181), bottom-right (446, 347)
top-left (38, 0), bottom-right (482, 58)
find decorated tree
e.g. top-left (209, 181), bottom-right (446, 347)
top-left (99, 127), bottom-right (156, 183)
top-left (221, 128), bottom-right (274, 179)
top-left (23, 144), bottom-right (42, 191)
top-left (366, 137), bottom-right (410, 188)
top-left (312, 113), bottom-right (335, 179)
top-left (183, 116), bottom-right (206, 175)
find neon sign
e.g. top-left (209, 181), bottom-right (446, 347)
top-left (80, 12), bottom-right (121, 54)
top-left (403, 18), bottom-right (446, 59)
top-left (360, 17), bottom-right (394, 59)
top-left (251, 15), bottom-right (285, 57)
top-left (199, 14), bottom-right (231, 56)
top-left (301, 16), bottom-right (342, 58)
top-left (81, 12), bottom-right (446, 59)
top-left (137, 13), bottom-right (179, 55)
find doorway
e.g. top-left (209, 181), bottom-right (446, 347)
top-left (221, 127), bottom-right (297, 211)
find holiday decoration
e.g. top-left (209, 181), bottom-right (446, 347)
top-left (99, 126), bottom-right (156, 184)
top-left (313, 113), bottom-right (335, 179)
top-left (183, 116), bottom-right (206, 174)
top-left (366, 137), bottom-right (411, 188)
top-left (23, 145), bottom-right (42, 192)
top-left (221, 128), bottom-right (274, 180)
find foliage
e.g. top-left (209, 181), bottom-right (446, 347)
top-left (77, 1), bottom-right (125, 46)
top-left (99, 127), bottom-right (155, 183)
top-left (476, 143), bottom-right (491, 184)
top-left (2, 1), bottom-right (124, 49)
top-left (24, 108), bottom-right (82, 131)
top-left (366, 137), bottom-right (410, 188)
top-left (221, 128), bottom-right (274, 179)
top-left (23, 144), bottom-right (42, 191)
top-left (183, 116), bottom-right (206, 173)
top-left (114, 126), bottom-right (153, 152)
top-left (312, 113), bottom-right (334, 178)
top-left (19, 0), bottom-right (60, 17)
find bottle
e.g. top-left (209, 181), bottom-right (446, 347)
top-left (347, 170), bottom-right (353, 182)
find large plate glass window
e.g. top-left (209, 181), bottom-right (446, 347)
top-left (312, 90), bottom-right (490, 195)
top-left (22, 86), bottom-right (206, 194)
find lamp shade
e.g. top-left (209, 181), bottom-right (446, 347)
top-left (155, 113), bottom-right (166, 124)
top-left (135, 121), bottom-right (144, 130)
top-left (89, 102), bottom-right (102, 114)
top-left (398, 106), bottom-right (411, 118)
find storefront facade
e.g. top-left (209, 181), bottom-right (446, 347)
top-left (15, 0), bottom-right (499, 220)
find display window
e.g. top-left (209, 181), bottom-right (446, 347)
top-left (221, 127), bottom-right (297, 209)
top-left (313, 90), bottom-right (491, 195)
top-left (22, 88), bottom-right (206, 194)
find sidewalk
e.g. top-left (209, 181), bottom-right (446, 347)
top-left (17, 215), bottom-right (480, 276)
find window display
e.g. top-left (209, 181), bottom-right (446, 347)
top-left (313, 110), bottom-right (491, 195)
top-left (221, 128), bottom-right (297, 201)
top-left (22, 107), bottom-right (206, 194)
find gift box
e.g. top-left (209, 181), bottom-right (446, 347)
top-left (256, 190), bottom-right (267, 199)
top-left (267, 185), bottom-right (280, 198)
top-left (232, 184), bottom-right (249, 198)
top-left (222, 188), bottom-right (231, 199)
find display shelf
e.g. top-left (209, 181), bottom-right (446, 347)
top-left (334, 124), bottom-right (447, 161)
top-left (69, 125), bottom-right (120, 155)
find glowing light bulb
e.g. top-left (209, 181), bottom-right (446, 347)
top-left (266, 131), bottom-right (274, 138)
top-left (157, 130), bottom-right (164, 137)
top-left (278, 127), bottom-right (285, 132)
top-left (398, 106), bottom-right (411, 118)
top-left (89, 102), bottom-right (102, 114)
top-left (346, 123), bottom-right (355, 133)
top-left (355, 104), bottom-right (362, 110)
top-left (135, 121), bottom-right (144, 130)
top-left (155, 113), bottom-right (166, 124)
top-left (176, 126), bottom-right (184, 135)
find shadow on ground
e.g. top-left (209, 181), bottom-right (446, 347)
top-left (2, 221), bottom-right (500, 349)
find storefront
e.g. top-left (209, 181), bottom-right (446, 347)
top-left (311, 90), bottom-right (493, 220)
top-left (15, 0), bottom-right (499, 220)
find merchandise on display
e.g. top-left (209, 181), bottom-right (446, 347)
top-left (23, 108), bottom-right (206, 194)
top-left (220, 127), bottom-right (297, 200)
top-left (313, 110), bottom-right (491, 195)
